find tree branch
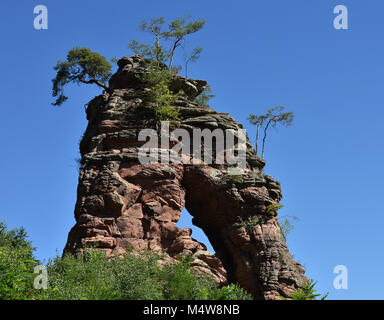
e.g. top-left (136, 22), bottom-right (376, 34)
top-left (168, 38), bottom-right (183, 70)
top-left (262, 118), bottom-right (274, 159)
top-left (78, 77), bottom-right (109, 92)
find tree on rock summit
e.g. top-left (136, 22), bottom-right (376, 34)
top-left (51, 47), bottom-right (112, 106)
top-left (128, 16), bottom-right (206, 71)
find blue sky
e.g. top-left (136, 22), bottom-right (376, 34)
top-left (1, 0), bottom-right (383, 299)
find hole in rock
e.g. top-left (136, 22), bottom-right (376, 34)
top-left (177, 208), bottom-right (214, 254)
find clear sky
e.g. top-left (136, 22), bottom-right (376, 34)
top-left (1, 0), bottom-right (383, 299)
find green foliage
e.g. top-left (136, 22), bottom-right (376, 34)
top-left (246, 114), bottom-right (268, 156)
top-left (128, 17), bottom-right (169, 63)
top-left (39, 249), bottom-right (164, 300)
top-left (194, 84), bottom-right (215, 108)
top-left (156, 105), bottom-right (181, 122)
top-left (165, 16), bottom-right (206, 41)
top-left (266, 203), bottom-right (284, 217)
top-left (129, 39), bottom-right (169, 64)
top-left (161, 16), bottom-right (206, 71)
top-left (184, 47), bottom-right (203, 78)
top-left (222, 168), bottom-right (245, 184)
top-left (38, 250), bottom-right (252, 300)
top-left (233, 216), bottom-right (260, 232)
top-left (266, 106), bottom-right (294, 127)
top-left (222, 172), bottom-right (243, 184)
top-left (247, 114), bottom-right (267, 126)
top-left (284, 279), bottom-right (328, 300)
top-left (0, 221), bottom-right (251, 301)
top-left (199, 283), bottom-right (252, 300)
top-left (52, 47), bottom-right (112, 106)
top-left (139, 61), bottom-right (181, 122)
top-left (110, 56), bottom-right (119, 65)
top-left (41, 251), bottom-right (118, 300)
top-left (279, 215), bottom-right (298, 239)
top-left (0, 221), bottom-right (38, 300)
top-left (129, 16), bottom-right (206, 70)
top-left (247, 106), bottom-right (294, 159)
top-left (160, 254), bottom-right (208, 300)
top-left (160, 255), bottom-right (252, 300)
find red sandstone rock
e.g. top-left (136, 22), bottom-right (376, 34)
top-left (64, 56), bottom-right (307, 299)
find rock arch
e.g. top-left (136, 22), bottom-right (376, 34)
top-left (64, 56), bottom-right (307, 299)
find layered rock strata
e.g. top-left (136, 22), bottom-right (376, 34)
top-left (64, 56), bottom-right (307, 299)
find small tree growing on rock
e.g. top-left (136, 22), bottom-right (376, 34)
top-left (194, 84), bottom-right (215, 108)
top-left (184, 46), bottom-right (203, 78)
top-left (128, 18), bottom-right (169, 65)
top-left (247, 114), bottom-right (267, 155)
top-left (139, 61), bottom-right (183, 124)
top-left (51, 47), bottom-right (112, 106)
top-left (128, 16), bottom-right (206, 72)
top-left (164, 16), bottom-right (206, 71)
top-left (248, 106), bottom-right (294, 159)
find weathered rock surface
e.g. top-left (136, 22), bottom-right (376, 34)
top-left (64, 56), bottom-right (307, 299)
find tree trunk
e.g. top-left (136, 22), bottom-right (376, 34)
top-left (261, 119), bottom-right (273, 159)
top-left (155, 34), bottom-right (160, 64)
top-left (255, 123), bottom-right (260, 156)
top-left (168, 39), bottom-right (181, 71)
top-left (169, 46), bottom-right (176, 71)
top-left (185, 61), bottom-right (188, 78)
top-left (78, 77), bottom-right (109, 92)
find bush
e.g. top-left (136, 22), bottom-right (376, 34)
top-left (40, 249), bottom-right (164, 300)
top-left (0, 222), bottom-right (252, 300)
top-left (40, 250), bottom-right (119, 300)
top-left (110, 250), bottom-right (164, 300)
top-left (160, 254), bottom-right (203, 300)
top-left (199, 283), bottom-right (252, 300)
top-left (139, 60), bottom-right (182, 122)
top-left (39, 250), bottom-right (251, 300)
top-left (266, 203), bottom-right (283, 216)
top-left (159, 254), bottom-right (252, 300)
top-left (0, 222), bottom-right (38, 300)
top-left (281, 279), bottom-right (328, 300)
top-left (156, 105), bottom-right (181, 122)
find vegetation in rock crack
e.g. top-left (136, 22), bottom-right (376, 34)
top-left (0, 221), bottom-right (252, 300)
top-left (222, 172), bottom-right (243, 184)
top-left (247, 106), bottom-right (294, 159)
top-left (279, 215), bottom-right (299, 240)
top-left (51, 47), bottom-right (112, 106)
top-left (266, 205), bottom-right (298, 240)
top-left (281, 279), bottom-right (328, 300)
top-left (194, 84), bottom-right (215, 108)
top-left (138, 60), bottom-right (182, 124)
top-left (266, 203), bottom-right (284, 217)
top-left (233, 216), bottom-right (260, 233)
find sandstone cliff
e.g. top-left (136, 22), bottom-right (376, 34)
top-left (64, 56), bottom-right (307, 299)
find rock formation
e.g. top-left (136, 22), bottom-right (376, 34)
top-left (64, 55), bottom-right (307, 299)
